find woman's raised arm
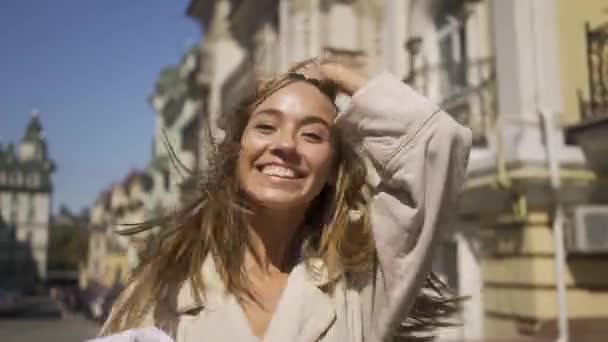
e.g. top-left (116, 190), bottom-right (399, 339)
top-left (334, 71), bottom-right (472, 340)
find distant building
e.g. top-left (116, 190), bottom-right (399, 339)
top-left (148, 46), bottom-right (203, 207)
top-left (0, 112), bottom-right (55, 286)
top-left (81, 47), bottom-right (203, 292)
top-left (80, 171), bottom-right (153, 290)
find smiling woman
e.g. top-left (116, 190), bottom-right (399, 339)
top-left (99, 59), bottom-right (472, 342)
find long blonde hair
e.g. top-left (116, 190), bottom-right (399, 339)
top-left (102, 67), bottom-right (375, 333)
top-left (102, 62), bottom-right (461, 340)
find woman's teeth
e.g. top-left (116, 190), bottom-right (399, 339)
top-left (261, 165), bottom-right (298, 179)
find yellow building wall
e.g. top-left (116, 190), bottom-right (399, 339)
top-left (102, 253), bottom-right (130, 288)
top-left (481, 212), bottom-right (608, 339)
top-left (484, 286), bottom-right (608, 319)
top-left (557, 0), bottom-right (608, 124)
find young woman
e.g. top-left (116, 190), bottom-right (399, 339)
top-left (100, 59), bottom-right (471, 342)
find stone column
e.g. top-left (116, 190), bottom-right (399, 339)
top-left (490, 0), bottom-right (582, 164)
top-left (309, 0), bottom-right (321, 58)
top-left (206, 0), bottom-right (245, 143)
top-left (279, 0), bottom-right (291, 70)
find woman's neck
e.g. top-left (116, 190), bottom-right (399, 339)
top-left (245, 207), bottom-right (306, 274)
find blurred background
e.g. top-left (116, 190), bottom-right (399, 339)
top-left (1, 0), bottom-right (608, 341)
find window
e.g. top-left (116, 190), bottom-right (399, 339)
top-left (181, 116), bottom-right (199, 155)
top-left (93, 260), bottom-right (99, 275)
top-left (10, 193), bottom-right (17, 223)
top-left (163, 170), bottom-right (170, 191)
top-left (435, 0), bottom-right (468, 96)
top-left (27, 194), bottom-right (35, 222)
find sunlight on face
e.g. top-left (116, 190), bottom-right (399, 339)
top-left (237, 81), bottom-right (338, 212)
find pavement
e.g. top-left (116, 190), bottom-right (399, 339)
top-left (0, 313), bottom-right (100, 342)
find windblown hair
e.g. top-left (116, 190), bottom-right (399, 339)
top-left (101, 61), bottom-right (462, 341)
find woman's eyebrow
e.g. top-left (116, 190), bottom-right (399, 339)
top-left (253, 109), bottom-right (331, 127)
top-left (251, 108), bottom-right (283, 118)
top-left (300, 116), bottom-right (331, 128)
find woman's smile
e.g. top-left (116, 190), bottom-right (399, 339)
top-left (257, 163), bottom-right (304, 180)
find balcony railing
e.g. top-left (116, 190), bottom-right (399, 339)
top-left (404, 56), bottom-right (496, 147)
top-left (579, 22), bottom-right (608, 121)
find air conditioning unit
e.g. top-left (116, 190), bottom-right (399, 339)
top-left (566, 205), bottom-right (608, 254)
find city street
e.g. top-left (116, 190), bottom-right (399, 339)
top-left (0, 313), bottom-right (100, 342)
top-left (2, 0), bottom-right (608, 341)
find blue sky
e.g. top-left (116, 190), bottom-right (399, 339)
top-left (0, 0), bottom-right (201, 214)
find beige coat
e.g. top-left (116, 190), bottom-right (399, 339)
top-left (102, 72), bottom-right (472, 342)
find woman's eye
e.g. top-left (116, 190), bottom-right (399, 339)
top-left (302, 132), bottom-right (323, 143)
top-left (255, 124), bottom-right (275, 134)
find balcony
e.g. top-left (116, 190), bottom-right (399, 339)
top-left (566, 21), bottom-right (608, 174)
top-left (404, 52), bottom-right (496, 147)
top-left (578, 22), bottom-right (608, 121)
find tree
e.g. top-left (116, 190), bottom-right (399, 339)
top-left (47, 221), bottom-right (89, 271)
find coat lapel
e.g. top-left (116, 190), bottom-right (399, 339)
top-left (263, 260), bottom-right (336, 342)
top-left (175, 257), bottom-right (246, 342)
top-left (176, 256), bottom-right (225, 314)
top-left (175, 257), bottom-right (338, 342)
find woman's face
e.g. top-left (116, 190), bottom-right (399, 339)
top-left (238, 81), bottom-right (338, 211)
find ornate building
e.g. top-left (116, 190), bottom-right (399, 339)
top-left (185, 0), bottom-right (490, 339)
top-left (147, 46), bottom-right (203, 208)
top-left (184, 0), bottom-right (608, 340)
top-left (81, 46), bottom-right (203, 293)
top-left (80, 170), bottom-right (153, 291)
top-left (0, 112), bottom-right (55, 287)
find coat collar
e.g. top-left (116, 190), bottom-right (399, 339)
top-left (263, 262), bottom-right (336, 342)
top-left (176, 256), bottom-right (225, 314)
top-left (175, 256), bottom-right (337, 342)
top-left (176, 256), bottom-right (333, 312)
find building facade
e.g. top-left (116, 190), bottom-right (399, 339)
top-left (82, 47), bottom-right (203, 291)
top-left (0, 112), bottom-right (55, 288)
top-left (186, 0), bottom-right (489, 339)
top-left (81, 170), bottom-right (153, 290)
top-left (147, 46), bottom-right (203, 209)
top-left (185, 0), bottom-right (608, 340)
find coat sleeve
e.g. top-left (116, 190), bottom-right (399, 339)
top-left (335, 72), bottom-right (472, 341)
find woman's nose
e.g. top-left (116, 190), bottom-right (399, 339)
top-left (272, 131), bottom-right (296, 149)
top-left (269, 131), bottom-right (298, 156)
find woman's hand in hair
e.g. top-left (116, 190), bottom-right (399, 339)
top-left (298, 60), bottom-right (366, 97)
top-left (318, 63), bottom-right (366, 97)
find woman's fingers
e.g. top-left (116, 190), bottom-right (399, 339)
top-left (320, 63), bottom-right (366, 96)
top-left (291, 59), bottom-right (367, 96)
top-left (296, 60), bottom-right (325, 81)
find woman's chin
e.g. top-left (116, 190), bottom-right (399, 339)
top-left (248, 191), bottom-right (309, 211)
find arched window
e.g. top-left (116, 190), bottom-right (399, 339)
top-left (15, 172), bottom-right (22, 187)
